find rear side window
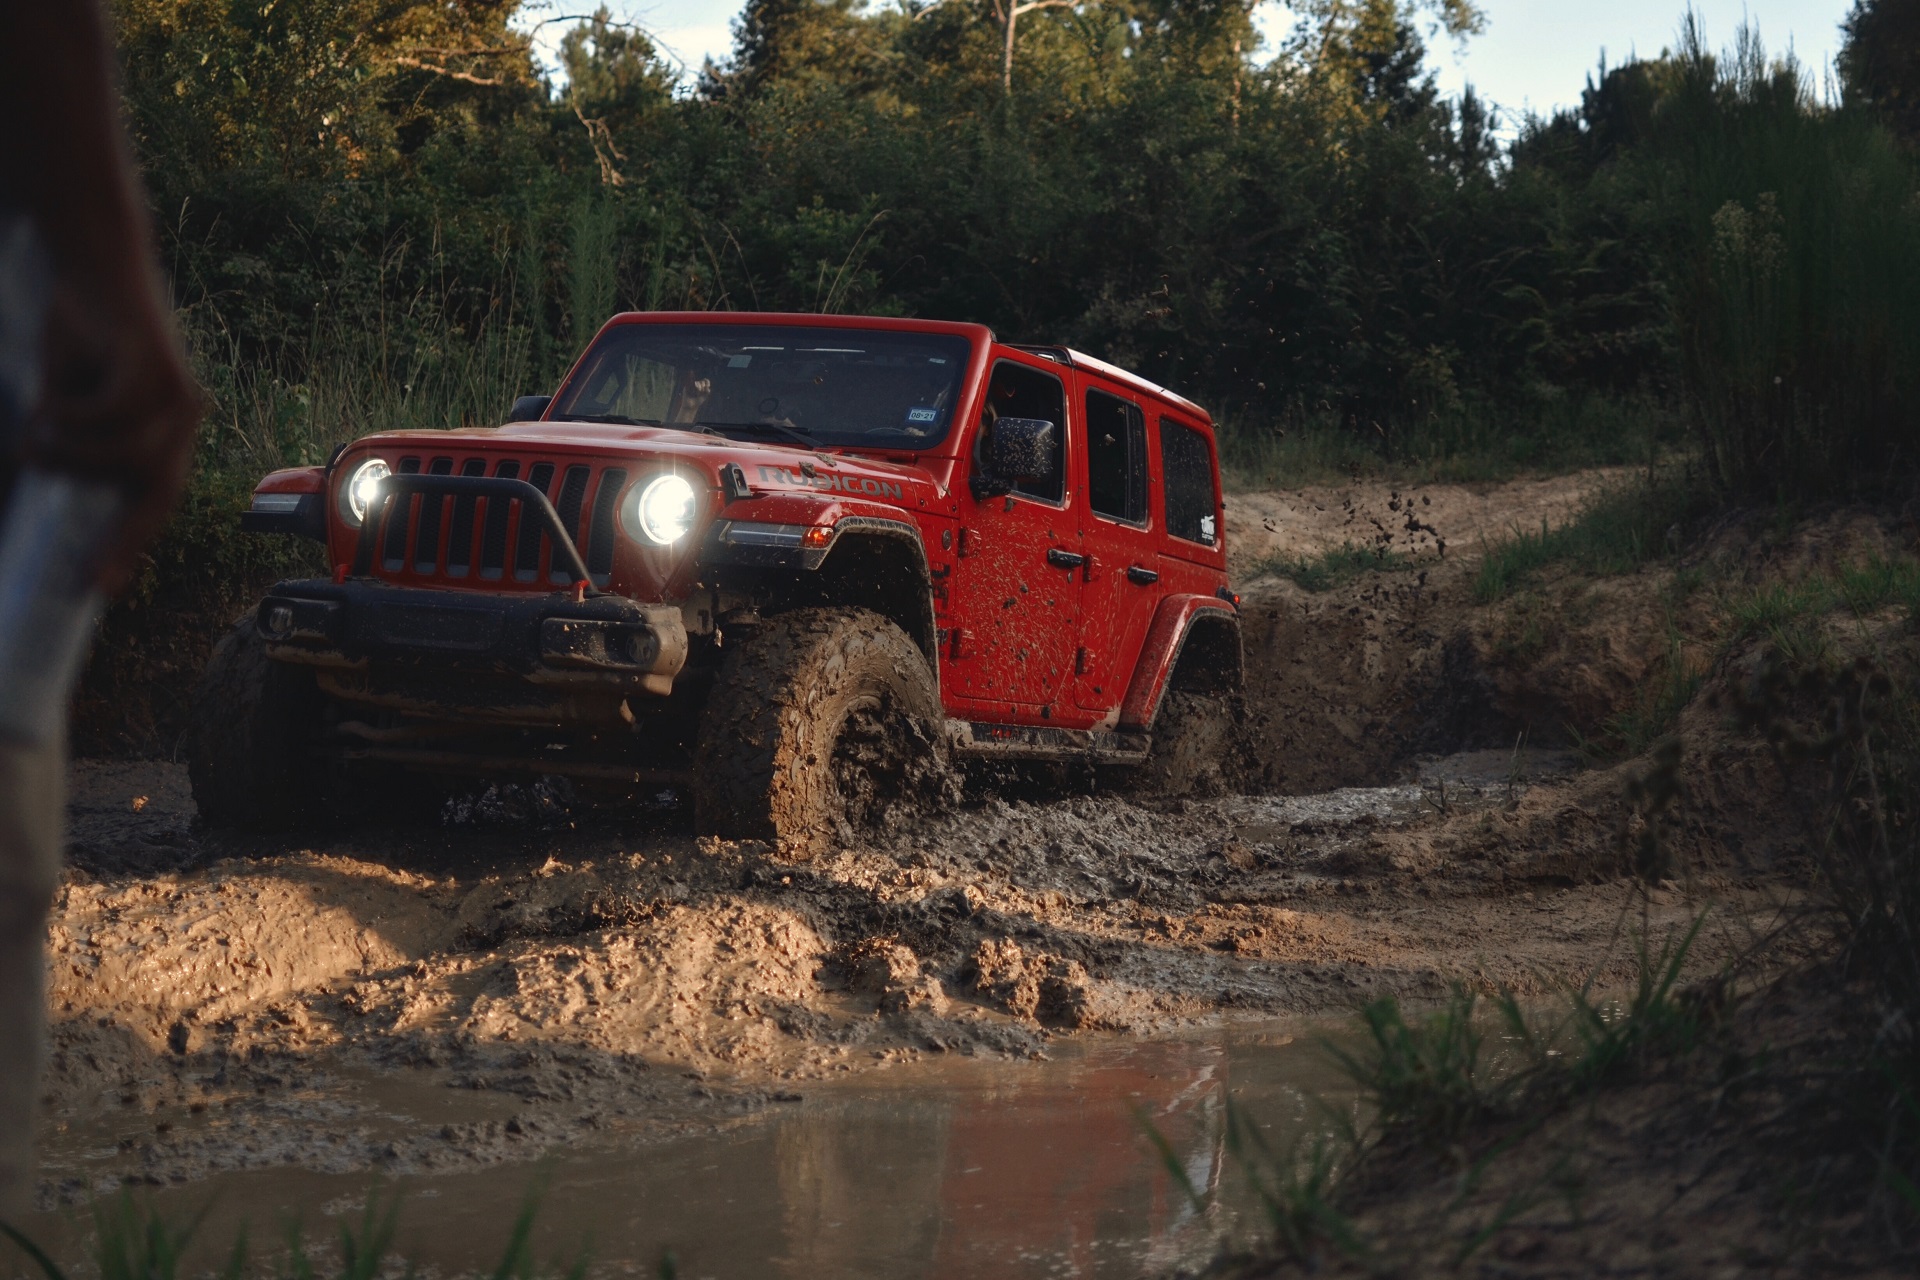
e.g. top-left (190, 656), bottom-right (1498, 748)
top-left (1160, 418), bottom-right (1218, 546)
top-left (979, 361), bottom-right (1067, 503)
top-left (1086, 388), bottom-right (1148, 524)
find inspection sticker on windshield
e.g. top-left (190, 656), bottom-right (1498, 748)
top-left (906, 407), bottom-right (939, 425)
top-left (727, 355), bottom-right (752, 368)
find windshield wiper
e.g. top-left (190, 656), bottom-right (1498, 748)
top-left (564, 413), bottom-right (660, 426)
top-left (698, 420), bottom-right (823, 450)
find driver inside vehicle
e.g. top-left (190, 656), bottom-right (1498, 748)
top-left (666, 365), bottom-right (713, 425)
top-left (972, 376), bottom-right (1011, 464)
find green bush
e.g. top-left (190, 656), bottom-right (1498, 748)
top-left (74, 308), bottom-right (537, 754)
top-left (1473, 477), bottom-right (1699, 603)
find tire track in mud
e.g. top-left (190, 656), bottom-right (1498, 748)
top-left (40, 469), bottom-right (1761, 1207)
top-left (38, 743), bottom-right (1766, 1210)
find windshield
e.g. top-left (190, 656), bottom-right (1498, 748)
top-left (550, 324), bottom-right (973, 449)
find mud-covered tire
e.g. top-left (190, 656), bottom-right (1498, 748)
top-left (187, 615), bottom-right (331, 828)
top-left (692, 607), bottom-right (948, 852)
top-left (1136, 690), bottom-right (1239, 797)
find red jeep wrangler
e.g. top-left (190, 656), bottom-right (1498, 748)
top-left (190, 313), bottom-right (1241, 844)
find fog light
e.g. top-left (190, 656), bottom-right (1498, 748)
top-left (264, 605), bottom-right (293, 635)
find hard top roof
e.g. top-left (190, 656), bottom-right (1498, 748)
top-left (592, 312), bottom-right (1209, 424)
top-left (599, 311), bottom-right (993, 343)
top-left (1061, 349), bottom-right (1210, 423)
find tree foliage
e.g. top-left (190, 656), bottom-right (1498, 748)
top-left (1842, 0), bottom-right (1920, 146)
top-left (105, 0), bottom-right (1920, 494)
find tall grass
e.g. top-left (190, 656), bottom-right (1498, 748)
top-left (1324, 987), bottom-right (1534, 1147)
top-left (567, 196), bottom-right (622, 356)
top-left (1473, 477), bottom-right (1699, 602)
top-left (1329, 918), bottom-right (1708, 1149)
top-left (1659, 21), bottom-right (1920, 500)
top-left (1218, 395), bottom-right (1672, 491)
top-left (189, 306), bottom-right (542, 481)
top-left (1734, 652), bottom-right (1920, 1211)
top-left (1158, 911), bottom-right (1715, 1267)
top-left (79, 282), bottom-right (549, 754)
top-left (0, 1186), bottom-right (675, 1280)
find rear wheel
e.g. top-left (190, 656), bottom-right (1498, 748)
top-left (187, 614), bottom-right (331, 828)
top-left (692, 608), bottom-right (949, 853)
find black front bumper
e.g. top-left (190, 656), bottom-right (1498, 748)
top-left (256, 579), bottom-right (689, 695)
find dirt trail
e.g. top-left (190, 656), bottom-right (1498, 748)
top-left (1222, 468), bottom-right (1631, 574)
top-left (33, 468), bottom-right (1771, 1211)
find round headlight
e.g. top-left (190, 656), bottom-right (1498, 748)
top-left (629, 473), bottom-right (697, 546)
top-left (342, 458), bottom-right (391, 526)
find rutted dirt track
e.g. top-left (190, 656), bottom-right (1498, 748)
top-left (34, 470), bottom-right (1778, 1210)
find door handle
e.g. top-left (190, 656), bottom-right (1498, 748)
top-left (1126, 565), bottom-right (1159, 585)
top-left (1046, 548), bottom-right (1086, 570)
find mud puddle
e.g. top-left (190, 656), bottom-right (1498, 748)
top-left (19, 1020), bottom-right (1353, 1279)
top-left (34, 716), bottom-right (1765, 1275)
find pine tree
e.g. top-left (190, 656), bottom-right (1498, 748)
top-left (1841, 0), bottom-right (1920, 145)
top-left (704, 0), bottom-right (890, 99)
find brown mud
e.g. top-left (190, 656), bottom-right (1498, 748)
top-left (32, 469), bottom-right (1789, 1222)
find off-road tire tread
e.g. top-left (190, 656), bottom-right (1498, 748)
top-left (692, 607), bottom-right (942, 849)
top-left (1137, 689), bottom-right (1240, 797)
top-left (187, 615), bottom-right (328, 828)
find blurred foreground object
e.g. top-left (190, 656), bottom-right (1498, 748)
top-left (0, 0), bottom-right (201, 1222)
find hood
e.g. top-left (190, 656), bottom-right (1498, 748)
top-left (349, 420), bottom-right (945, 504)
top-left (323, 421), bottom-right (947, 601)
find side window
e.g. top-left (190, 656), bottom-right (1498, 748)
top-left (1086, 388), bottom-right (1148, 525)
top-left (1160, 418), bottom-right (1218, 546)
top-left (978, 361), bottom-right (1067, 503)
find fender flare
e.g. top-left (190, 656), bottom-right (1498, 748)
top-left (241, 465), bottom-right (329, 540)
top-left (699, 495), bottom-right (928, 572)
top-left (700, 499), bottom-right (941, 674)
top-left (1117, 595), bottom-right (1242, 732)
top-left (809, 519), bottom-right (940, 673)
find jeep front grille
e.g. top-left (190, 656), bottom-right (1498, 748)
top-left (365, 454), bottom-right (628, 589)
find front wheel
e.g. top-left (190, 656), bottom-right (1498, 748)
top-left (692, 608), bottom-right (950, 853)
top-left (187, 614), bottom-right (332, 828)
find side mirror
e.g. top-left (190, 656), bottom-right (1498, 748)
top-left (988, 417), bottom-right (1056, 480)
top-left (984, 416), bottom-right (1055, 480)
top-left (506, 394), bottom-right (552, 423)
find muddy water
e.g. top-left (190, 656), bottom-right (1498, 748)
top-left (18, 1021), bottom-right (1352, 1279)
top-left (34, 739), bottom-right (1756, 1280)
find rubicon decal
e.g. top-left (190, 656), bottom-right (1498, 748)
top-left (757, 465), bottom-right (905, 501)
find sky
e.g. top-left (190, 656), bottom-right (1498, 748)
top-left (1401, 1), bottom-right (1854, 120)
top-left (521, 0), bottom-right (1857, 116)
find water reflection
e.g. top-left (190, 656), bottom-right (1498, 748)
top-left (22, 1023), bottom-right (1349, 1279)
